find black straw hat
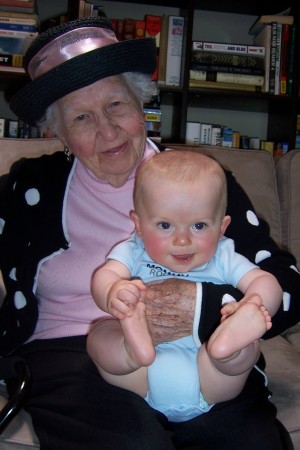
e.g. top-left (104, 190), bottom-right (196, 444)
top-left (10, 16), bottom-right (157, 125)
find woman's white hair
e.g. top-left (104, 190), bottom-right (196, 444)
top-left (37, 72), bottom-right (158, 136)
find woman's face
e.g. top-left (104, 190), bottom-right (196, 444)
top-left (56, 75), bottom-right (147, 187)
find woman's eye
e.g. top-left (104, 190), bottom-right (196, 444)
top-left (75, 114), bottom-right (87, 122)
top-left (158, 222), bottom-right (172, 230)
top-left (193, 222), bottom-right (207, 231)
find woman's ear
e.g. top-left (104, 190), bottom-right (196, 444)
top-left (130, 210), bottom-right (142, 237)
top-left (220, 215), bottom-right (231, 238)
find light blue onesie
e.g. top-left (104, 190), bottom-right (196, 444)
top-left (107, 233), bottom-right (258, 422)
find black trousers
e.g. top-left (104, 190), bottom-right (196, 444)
top-left (8, 336), bottom-right (289, 450)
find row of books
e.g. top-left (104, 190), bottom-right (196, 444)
top-left (190, 41), bottom-right (266, 92)
top-left (107, 14), bottom-right (184, 86)
top-left (189, 13), bottom-right (295, 95)
top-left (0, 0), bottom-right (35, 14)
top-left (251, 14), bottom-right (295, 96)
top-left (0, 5), bottom-right (39, 72)
top-left (0, 116), bottom-right (40, 138)
top-left (185, 121), bottom-right (289, 156)
top-left (77, 1), bottom-right (104, 19)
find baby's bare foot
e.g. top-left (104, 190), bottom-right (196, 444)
top-left (121, 301), bottom-right (155, 367)
top-left (208, 300), bottom-right (271, 362)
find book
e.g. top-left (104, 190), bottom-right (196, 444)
top-left (0, 0), bottom-right (35, 13)
top-left (269, 22), bottom-right (277, 95)
top-left (144, 15), bottom-right (162, 82)
top-left (189, 70), bottom-right (264, 86)
top-left (0, 52), bottom-right (23, 66)
top-left (191, 50), bottom-right (265, 69)
top-left (135, 20), bottom-right (145, 38)
top-left (185, 122), bottom-right (201, 145)
top-left (279, 24), bottom-right (290, 96)
top-left (248, 14), bottom-right (294, 36)
top-left (157, 14), bottom-right (168, 84)
top-left (274, 22), bottom-right (282, 95)
top-left (0, 21), bottom-right (37, 32)
top-left (0, 12), bottom-right (38, 25)
top-left (192, 41), bottom-right (265, 56)
top-left (286, 24), bottom-right (296, 96)
top-left (0, 29), bottom-right (38, 55)
top-left (165, 15), bottom-right (184, 86)
top-left (189, 79), bottom-right (262, 92)
top-left (200, 123), bottom-right (212, 145)
top-left (190, 62), bottom-right (264, 76)
top-left (0, 64), bottom-right (24, 73)
top-left (123, 18), bottom-right (135, 40)
top-left (253, 23), bottom-right (271, 93)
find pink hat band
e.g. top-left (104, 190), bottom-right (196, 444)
top-left (28, 27), bottom-right (118, 79)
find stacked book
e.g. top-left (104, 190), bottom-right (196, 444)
top-left (190, 41), bottom-right (265, 92)
top-left (0, 3), bottom-right (39, 73)
top-left (249, 13), bottom-right (294, 96)
top-left (109, 13), bottom-right (185, 87)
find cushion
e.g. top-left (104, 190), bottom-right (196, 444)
top-left (276, 150), bottom-right (300, 270)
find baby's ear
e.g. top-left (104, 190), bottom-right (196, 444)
top-left (130, 210), bottom-right (142, 237)
top-left (220, 215), bottom-right (231, 238)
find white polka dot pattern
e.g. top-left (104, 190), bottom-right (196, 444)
top-left (25, 188), bottom-right (40, 206)
top-left (9, 267), bottom-right (17, 281)
top-left (14, 291), bottom-right (27, 309)
top-left (283, 291), bottom-right (291, 311)
top-left (0, 217), bottom-right (4, 234)
top-left (255, 250), bottom-right (271, 264)
top-left (246, 210), bottom-right (259, 226)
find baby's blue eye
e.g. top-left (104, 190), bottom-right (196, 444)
top-left (158, 222), bottom-right (171, 230)
top-left (193, 222), bottom-right (206, 230)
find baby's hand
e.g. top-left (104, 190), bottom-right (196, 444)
top-left (107, 279), bottom-right (146, 319)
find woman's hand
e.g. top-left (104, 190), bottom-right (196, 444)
top-left (144, 279), bottom-right (196, 345)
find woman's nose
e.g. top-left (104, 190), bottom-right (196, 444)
top-left (98, 116), bottom-right (120, 141)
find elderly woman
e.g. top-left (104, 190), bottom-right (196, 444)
top-left (0, 15), bottom-right (299, 450)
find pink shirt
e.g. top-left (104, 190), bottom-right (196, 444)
top-left (29, 140), bottom-right (158, 341)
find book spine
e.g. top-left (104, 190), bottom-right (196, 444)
top-left (269, 22), bottom-right (277, 95)
top-left (191, 50), bottom-right (264, 69)
top-left (185, 122), bottom-right (201, 145)
top-left (190, 70), bottom-right (264, 86)
top-left (190, 63), bottom-right (264, 75)
top-left (200, 123), bottom-right (212, 145)
top-left (286, 24), bottom-right (296, 96)
top-left (253, 23), bottom-right (271, 93)
top-left (0, 15), bottom-right (37, 25)
top-left (165, 15), bottom-right (184, 86)
top-left (135, 20), bottom-right (145, 38)
top-left (192, 41), bottom-right (264, 55)
top-left (0, 28), bottom-right (38, 37)
top-left (145, 15), bottom-right (162, 82)
top-left (157, 14), bottom-right (168, 84)
top-left (0, 22), bottom-right (37, 31)
top-left (193, 41), bottom-right (247, 54)
top-left (279, 24), bottom-right (290, 96)
top-left (0, 52), bottom-right (23, 66)
top-left (275, 23), bottom-right (282, 95)
top-left (189, 79), bottom-right (262, 92)
top-left (0, 0), bottom-right (34, 6)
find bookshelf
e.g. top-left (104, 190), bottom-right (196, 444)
top-left (0, 0), bottom-right (299, 148)
top-left (67, 0), bottom-right (300, 149)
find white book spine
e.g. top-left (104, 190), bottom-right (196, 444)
top-left (165, 16), bottom-right (184, 86)
top-left (186, 122), bottom-right (201, 145)
top-left (200, 123), bottom-right (212, 145)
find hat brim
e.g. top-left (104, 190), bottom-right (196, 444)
top-left (10, 38), bottom-right (157, 125)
